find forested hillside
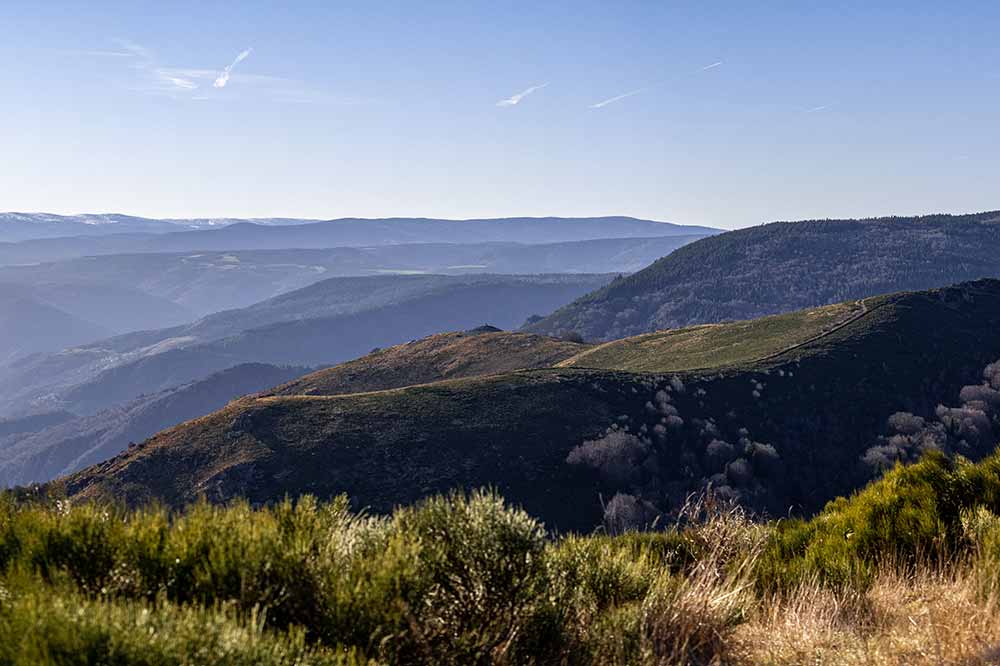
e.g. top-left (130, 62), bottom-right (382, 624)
top-left (528, 211), bottom-right (1000, 341)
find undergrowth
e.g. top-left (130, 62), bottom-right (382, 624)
top-left (5, 448), bottom-right (1000, 664)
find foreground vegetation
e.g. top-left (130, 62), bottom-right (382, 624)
top-left (7, 449), bottom-right (1000, 664)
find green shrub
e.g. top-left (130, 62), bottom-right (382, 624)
top-left (0, 584), bottom-right (355, 666)
top-left (757, 449), bottom-right (1000, 590)
top-left (386, 489), bottom-right (548, 664)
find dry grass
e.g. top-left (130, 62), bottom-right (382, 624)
top-left (734, 567), bottom-right (1000, 665)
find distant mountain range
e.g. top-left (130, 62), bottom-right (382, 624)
top-left (0, 273), bottom-right (612, 417)
top-left (0, 363), bottom-right (309, 487)
top-left (527, 210), bottom-right (1000, 341)
top-left (0, 236), bottom-right (708, 317)
top-left (0, 213), bottom-right (324, 242)
top-left (0, 214), bottom-right (718, 261)
top-left (62, 280), bottom-right (1000, 531)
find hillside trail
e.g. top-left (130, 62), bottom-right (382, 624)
top-left (755, 298), bottom-right (872, 364)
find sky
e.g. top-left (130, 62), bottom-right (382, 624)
top-left (1, 1), bottom-right (998, 230)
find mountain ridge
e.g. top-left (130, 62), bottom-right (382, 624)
top-left (62, 279), bottom-right (1000, 531)
top-left (0, 214), bottom-right (717, 253)
top-left (527, 210), bottom-right (1000, 341)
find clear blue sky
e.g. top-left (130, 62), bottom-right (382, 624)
top-left (1, 1), bottom-right (998, 229)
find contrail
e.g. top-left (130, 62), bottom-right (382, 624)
top-left (700, 61), bottom-right (723, 71)
top-left (214, 48), bottom-right (252, 88)
top-left (589, 88), bottom-right (646, 109)
top-left (806, 105), bottom-right (829, 113)
top-left (496, 83), bottom-right (548, 107)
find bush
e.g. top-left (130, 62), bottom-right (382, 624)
top-left (0, 583), bottom-right (352, 666)
top-left (758, 449), bottom-right (1000, 590)
top-left (386, 489), bottom-right (548, 664)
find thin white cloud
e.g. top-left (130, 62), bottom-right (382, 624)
top-left (700, 61), bottom-right (723, 71)
top-left (805, 105), bottom-right (829, 113)
top-left (109, 40), bottom-right (198, 92)
top-left (214, 48), bottom-right (252, 88)
top-left (157, 71), bottom-right (198, 90)
top-left (589, 88), bottom-right (646, 109)
top-left (496, 83), bottom-right (548, 107)
top-left (99, 41), bottom-right (339, 103)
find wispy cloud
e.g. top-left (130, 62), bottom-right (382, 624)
top-left (496, 83), bottom-right (548, 107)
top-left (589, 88), bottom-right (646, 109)
top-left (214, 48), bottom-right (252, 88)
top-left (114, 39), bottom-right (153, 63)
top-left (81, 40), bottom-right (366, 105)
top-left (157, 73), bottom-right (198, 90)
top-left (700, 61), bottom-right (723, 71)
top-left (107, 40), bottom-right (200, 92)
top-left (805, 105), bottom-right (829, 113)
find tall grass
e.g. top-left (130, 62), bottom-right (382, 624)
top-left (5, 450), bottom-right (1000, 664)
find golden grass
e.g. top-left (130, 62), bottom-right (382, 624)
top-left (733, 568), bottom-right (1000, 665)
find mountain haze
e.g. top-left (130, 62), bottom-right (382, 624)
top-left (0, 216), bottom-right (716, 266)
top-left (0, 236), bottom-right (706, 317)
top-left (0, 363), bottom-right (310, 488)
top-left (0, 274), bottom-right (611, 417)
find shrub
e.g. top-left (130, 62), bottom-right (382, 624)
top-left (386, 489), bottom-right (548, 664)
top-left (0, 584), bottom-right (351, 666)
top-left (758, 449), bottom-right (1000, 590)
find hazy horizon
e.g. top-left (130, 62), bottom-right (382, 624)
top-left (5, 206), bottom-right (1000, 232)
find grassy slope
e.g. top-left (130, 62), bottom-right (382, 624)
top-left (64, 280), bottom-right (1000, 532)
top-left (67, 370), bottom-right (648, 532)
top-left (559, 300), bottom-right (861, 373)
top-left (267, 329), bottom-right (588, 396)
top-left (527, 211), bottom-right (1000, 341)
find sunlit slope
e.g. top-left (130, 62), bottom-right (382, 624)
top-left (558, 301), bottom-right (862, 373)
top-left (267, 328), bottom-right (588, 397)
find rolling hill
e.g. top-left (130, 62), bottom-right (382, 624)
top-left (265, 327), bottom-right (588, 397)
top-left (0, 291), bottom-right (111, 362)
top-left (63, 279), bottom-right (1000, 532)
top-left (0, 236), bottom-right (708, 317)
top-left (2, 330), bottom-right (587, 487)
top-left (0, 281), bottom-right (195, 362)
top-left (526, 210), bottom-right (1000, 341)
top-left (0, 363), bottom-right (310, 488)
top-left (0, 274), bottom-right (611, 417)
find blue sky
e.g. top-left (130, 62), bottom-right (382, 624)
top-left (1, 1), bottom-right (998, 229)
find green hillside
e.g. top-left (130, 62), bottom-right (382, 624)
top-left (527, 211), bottom-right (1000, 341)
top-left (559, 300), bottom-right (862, 373)
top-left (64, 280), bottom-right (1000, 532)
